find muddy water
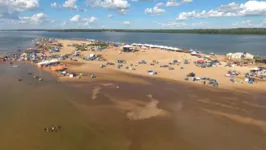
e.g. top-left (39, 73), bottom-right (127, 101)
top-left (1, 62), bottom-right (266, 150)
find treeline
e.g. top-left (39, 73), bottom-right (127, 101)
top-left (2, 28), bottom-right (266, 35)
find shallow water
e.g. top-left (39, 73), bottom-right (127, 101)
top-left (1, 62), bottom-right (266, 150)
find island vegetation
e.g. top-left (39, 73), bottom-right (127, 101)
top-left (2, 28), bottom-right (266, 35)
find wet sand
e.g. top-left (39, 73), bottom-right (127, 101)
top-left (1, 62), bottom-right (266, 150)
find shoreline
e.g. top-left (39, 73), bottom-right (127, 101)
top-left (5, 38), bottom-right (266, 93)
top-left (44, 39), bottom-right (266, 92)
top-left (2, 28), bottom-right (266, 35)
top-left (2, 39), bottom-right (266, 150)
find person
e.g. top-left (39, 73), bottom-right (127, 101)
top-left (203, 81), bottom-right (206, 85)
top-left (44, 128), bottom-right (48, 132)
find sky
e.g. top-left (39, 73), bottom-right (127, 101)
top-left (0, 0), bottom-right (266, 29)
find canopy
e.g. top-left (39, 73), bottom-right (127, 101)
top-left (37, 59), bottom-right (59, 66)
top-left (89, 54), bottom-right (95, 57)
top-left (51, 65), bottom-right (65, 71)
top-left (123, 45), bottom-right (133, 48)
top-left (251, 67), bottom-right (260, 71)
top-left (197, 60), bottom-right (205, 63)
top-left (191, 51), bottom-right (197, 55)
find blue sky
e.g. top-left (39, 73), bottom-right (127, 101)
top-left (0, 0), bottom-right (266, 29)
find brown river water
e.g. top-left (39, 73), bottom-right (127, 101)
top-left (0, 62), bottom-right (266, 150)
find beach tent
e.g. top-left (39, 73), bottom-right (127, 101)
top-left (37, 59), bottom-right (59, 66)
top-left (191, 51), bottom-right (197, 55)
top-left (251, 67), bottom-right (260, 71)
top-left (123, 45), bottom-right (133, 48)
top-left (89, 54), bottom-right (95, 58)
top-left (122, 45), bottom-right (134, 52)
top-left (245, 53), bottom-right (254, 59)
top-left (197, 60), bottom-right (205, 63)
top-left (51, 65), bottom-right (65, 71)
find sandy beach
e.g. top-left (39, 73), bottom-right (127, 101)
top-left (1, 38), bottom-right (266, 150)
top-left (46, 39), bottom-right (266, 92)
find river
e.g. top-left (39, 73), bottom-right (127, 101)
top-left (1, 31), bottom-right (266, 56)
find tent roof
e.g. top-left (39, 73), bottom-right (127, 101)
top-left (123, 45), bottom-right (133, 48)
top-left (251, 67), bottom-right (260, 71)
top-left (37, 59), bottom-right (59, 65)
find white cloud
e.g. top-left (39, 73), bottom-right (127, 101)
top-left (124, 21), bottom-right (130, 24)
top-left (70, 15), bottom-right (80, 22)
top-left (77, 8), bottom-right (88, 12)
top-left (63, 0), bottom-right (78, 9)
top-left (131, 0), bottom-right (154, 2)
top-left (145, 2), bottom-right (165, 15)
top-left (61, 21), bottom-right (67, 27)
top-left (117, 8), bottom-right (127, 15)
top-left (158, 21), bottom-right (187, 27)
top-left (158, 21), bottom-right (209, 28)
top-left (176, 1), bottom-right (266, 21)
top-left (232, 20), bottom-right (252, 27)
top-left (131, 0), bottom-right (154, 1)
top-left (155, 2), bottom-right (164, 7)
top-left (69, 15), bottom-right (97, 25)
top-left (0, 0), bottom-right (39, 19)
top-left (165, 0), bottom-right (192, 7)
top-left (233, 19), bottom-right (266, 28)
top-left (107, 14), bottom-right (113, 18)
top-left (84, 16), bottom-right (97, 23)
top-left (19, 13), bottom-right (48, 24)
top-left (86, 0), bottom-right (130, 15)
top-left (51, 0), bottom-right (87, 12)
top-left (1, 0), bottom-right (39, 12)
top-left (51, 2), bottom-right (60, 8)
top-left (191, 22), bottom-right (209, 27)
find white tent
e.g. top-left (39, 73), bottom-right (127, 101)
top-left (251, 67), bottom-right (260, 71)
top-left (89, 54), bottom-right (95, 58)
top-left (191, 51), bottom-right (197, 55)
top-left (132, 43), bottom-right (142, 46)
top-left (37, 59), bottom-right (59, 66)
top-left (123, 45), bottom-right (133, 48)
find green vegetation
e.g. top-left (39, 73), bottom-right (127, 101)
top-left (88, 43), bottom-right (109, 47)
top-left (72, 43), bottom-right (88, 51)
top-left (3, 28), bottom-right (266, 35)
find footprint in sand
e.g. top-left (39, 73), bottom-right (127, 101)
top-left (92, 86), bottom-right (101, 100)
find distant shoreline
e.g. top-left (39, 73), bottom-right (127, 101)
top-left (1, 28), bottom-right (266, 35)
